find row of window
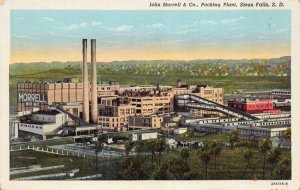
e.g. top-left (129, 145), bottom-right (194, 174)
top-left (98, 87), bottom-right (111, 90)
top-left (21, 124), bottom-right (42, 129)
top-left (272, 91), bottom-right (291, 95)
top-left (256, 121), bottom-right (290, 126)
top-left (35, 116), bottom-right (51, 121)
top-left (239, 130), bottom-right (269, 135)
top-left (214, 93), bottom-right (223, 97)
top-left (99, 122), bottom-right (124, 127)
top-left (140, 98), bottom-right (169, 101)
top-left (98, 117), bottom-right (126, 122)
top-left (119, 109), bottom-right (135, 115)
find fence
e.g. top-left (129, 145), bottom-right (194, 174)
top-left (71, 174), bottom-right (103, 180)
top-left (10, 165), bottom-right (64, 175)
top-left (16, 173), bottom-right (67, 180)
top-left (10, 137), bottom-right (74, 150)
top-left (11, 144), bottom-right (127, 161)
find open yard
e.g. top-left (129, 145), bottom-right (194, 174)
top-left (10, 150), bottom-right (119, 180)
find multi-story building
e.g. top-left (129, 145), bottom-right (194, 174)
top-left (128, 115), bottom-right (164, 130)
top-left (127, 95), bottom-right (173, 115)
top-left (17, 80), bottom-right (83, 112)
top-left (171, 82), bottom-right (224, 117)
top-left (16, 79), bottom-right (119, 112)
top-left (97, 81), bottom-right (120, 97)
top-left (98, 104), bottom-right (136, 131)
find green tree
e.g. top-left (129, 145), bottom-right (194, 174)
top-left (153, 161), bottom-right (170, 180)
top-left (200, 149), bottom-right (212, 179)
top-left (124, 140), bottom-right (134, 157)
top-left (155, 138), bottom-right (167, 166)
top-left (258, 138), bottom-right (272, 179)
top-left (228, 130), bottom-right (239, 150)
top-left (95, 140), bottom-right (103, 171)
top-left (119, 155), bottom-right (148, 180)
top-left (267, 147), bottom-right (281, 177)
top-left (167, 156), bottom-right (190, 179)
top-left (134, 141), bottom-right (146, 155)
top-left (210, 141), bottom-right (222, 169)
top-left (284, 128), bottom-right (291, 140)
top-left (146, 139), bottom-right (158, 166)
top-left (275, 157), bottom-right (291, 179)
top-left (243, 148), bottom-right (253, 169)
top-left (180, 148), bottom-right (190, 162)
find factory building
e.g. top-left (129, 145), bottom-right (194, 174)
top-left (127, 95), bottom-right (174, 115)
top-left (228, 99), bottom-right (281, 114)
top-left (128, 115), bottom-right (164, 130)
top-left (9, 116), bottom-right (19, 141)
top-left (15, 39), bottom-right (225, 132)
top-left (190, 123), bottom-right (290, 141)
top-left (18, 108), bottom-right (68, 140)
top-left (17, 79), bottom-right (83, 112)
top-left (16, 79), bottom-right (225, 131)
top-left (98, 104), bottom-right (136, 131)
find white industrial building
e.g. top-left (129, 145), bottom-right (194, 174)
top-left (9, 116), bottom-right (19, 141)
top-left (130, 132), bottom-right (158, 141)
top-left (18, 108), bottom-right (68, 140)
top-left (174, 128), bottom-right (187, 135)
top-left (190, 123), bottom-right (290, 141)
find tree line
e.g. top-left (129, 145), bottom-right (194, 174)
top-left (92, 130), bottom-right (291, 180)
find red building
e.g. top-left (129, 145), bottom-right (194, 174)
top-left (228, 99), bottom-right (281, 114)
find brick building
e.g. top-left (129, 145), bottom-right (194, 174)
top-left (228, 99), bottom-right (281, 114)
top-left (128, 115), bottom-right (164, 130)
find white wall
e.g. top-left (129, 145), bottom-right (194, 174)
top-left (19, 123), bottom-right (44, 135)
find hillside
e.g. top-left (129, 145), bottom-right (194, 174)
top-left (10, 56), bottom-right (291, 77)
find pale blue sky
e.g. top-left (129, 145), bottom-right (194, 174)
top-left (11, 10), bottom-right (291, 63)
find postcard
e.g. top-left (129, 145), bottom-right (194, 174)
top-left (0, 0), bottom-right (300, 189)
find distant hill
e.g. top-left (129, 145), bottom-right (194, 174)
top-left (10, 56), bottom-right (291, 77)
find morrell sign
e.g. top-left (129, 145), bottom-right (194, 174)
top-left (18, 92), bottom-right (47, 106)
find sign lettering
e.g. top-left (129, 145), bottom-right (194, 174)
top-left (18, 92), bottom-right (47, 103)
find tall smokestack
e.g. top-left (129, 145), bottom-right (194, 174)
top-left (82, 39), bottom-right (89, 123)
top-left (91, 39), bottom-right (98, 124)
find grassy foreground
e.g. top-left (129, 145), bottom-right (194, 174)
top-left (10, 140), bottom-right (291, 180)
top-left (10, 150), bottom-right (118, 180)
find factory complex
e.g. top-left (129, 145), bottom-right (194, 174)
top-left (10, 39), bottom-right (291, 144)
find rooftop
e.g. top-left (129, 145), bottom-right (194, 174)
top-left (33, 109), bottom-right (60, 115)
top-left (20, 120), bottom-right (55, 125)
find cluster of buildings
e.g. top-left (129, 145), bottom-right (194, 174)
top-left (10, 39), bottom-right (291, 143)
